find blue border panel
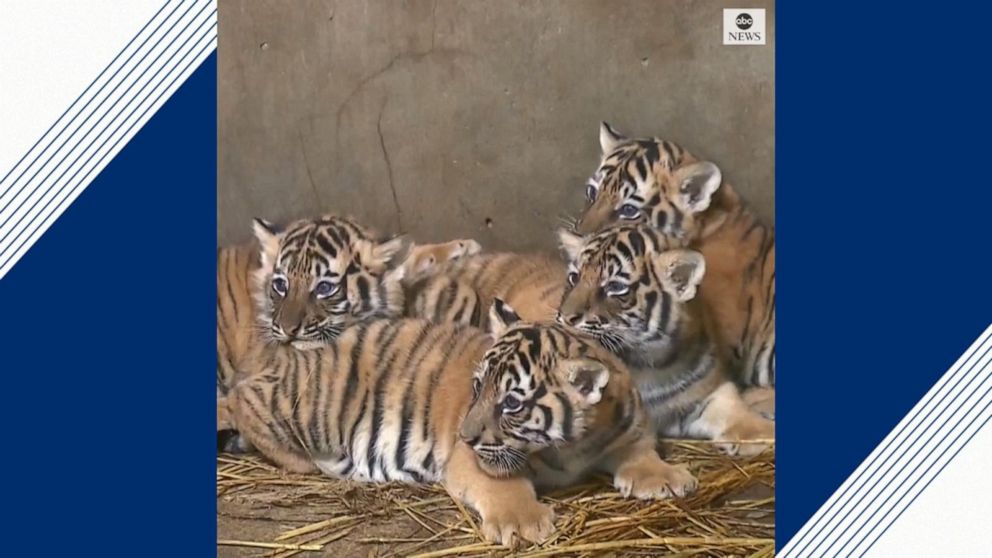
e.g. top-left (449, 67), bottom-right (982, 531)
top-left (777, 1), bottom-right (992, 546)
top-left (0, 54), bottom-right (216, 554)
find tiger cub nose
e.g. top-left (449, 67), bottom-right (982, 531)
top-left (459, 430), bottom-right (481, 446)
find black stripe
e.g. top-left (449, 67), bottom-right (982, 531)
top-left (418, 330), bottom-right (454, 445)
top-left (653, 206), bottom-right (668, 229)
top-left (660, 141), bottom-right (676, 166)
top-left (505, 430), bottom-right (533, 443)
top-left (519, 327), bottom-right (542, 364)
top-left (314, 342), bottom-right (337, 448)
top-left (766, 272), bottom-right (776, 310)
top-left (658, 290), bottom-right (671, 332)
top-left (315, 232), bottom-right (339, 258)
top-left (759, 237), bottom-right (775, 282)
top-left (337, 326), bottom-right (368, 446)
top-left (421, 445), bottom-right (436, 473)
top-left (420, 352), bottom-right (454, 453)
top-left (391, 323), bottom-right (431, 478)
top-left (286, 349), bottom-right (301, 432)
top-left (365, 322), bottom-right (405, 478)
top-left (345, 388), bottom-right (369, 462)
top-left (324, 226), bottom-right (343, 247)
top-left (643, 289), bottom-right (658, 329)
top-left (546, 328), bottom-right (561, 356)
top-left (634, 157), bottom-right (647, 182)
top-left (356, 276), bottom-right (371, 304)
top-left (768, 347), bottom-right (776, 385)
top-left (628, 230), bottom-right (645, 256)
top-left (615, 240), bottom-right (634, 264)
top-left (469, 294), bottom-right (482, 327)
top-left (539, 403), bottom-right (553, 431)
top-left (300, 350), bottom-right (324, 450)
top-left (450, 295), bottom-right (469, 323)
top-left (217, 292), bottom-right (230, 334)
top-left (739, 297), bottom-right (754, 349)
top-left (422, 330), bottom-right (479, 451)
top-left (394, 387), bottom-right (416, 478)
top-left (296, 350), bottom-right (318, 451)
top-left (642, 142), bottom-right (660, 165)
top-left (555, 392), bottom-right (574, 441)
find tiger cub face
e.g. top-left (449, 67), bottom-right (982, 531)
top-left (555, 224), bottom-right (706, 353)
top-left (576, 122), bottom-right (723, 241)
top-left (460, 300), bottom-right (622, 477)
top-left (251, 215), bottom-right (410, 349)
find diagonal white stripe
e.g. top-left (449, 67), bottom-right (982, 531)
top-left (780, 323), bottom-right (992, 557)
top-left (0, 1), bottom-right (217, 279)
top-left (863, 410), bottom-right (992, 556)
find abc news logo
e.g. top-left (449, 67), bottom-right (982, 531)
top-left (729, 13), bottom-right (762, 41)
top-left (724, 9), bottom-right (766, 45)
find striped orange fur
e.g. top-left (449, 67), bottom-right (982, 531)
top-left (223, 313), bottom-right (697, 546)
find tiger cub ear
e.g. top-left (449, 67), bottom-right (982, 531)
top-left (371, 235), bottom-right (413, 271)
top-left (673, 161), bottom-right (722, 214)
top-left (556, 227), bottom-right (585, 262)
top-left (600, 121), bottom-right (627, 154)
top-left (488, 298), bottom-right (521, 337)
top-left (653, 249), bottom-right (706, 302)
top-left (253, 218), bottom-right (283, 267)
top-left (560, 358), bottom-right (610, 405)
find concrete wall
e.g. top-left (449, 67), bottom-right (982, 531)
top-left (218, 0), bottom-right (774, 250)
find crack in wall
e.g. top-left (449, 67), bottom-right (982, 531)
top-left (334, 45), bottom-right (463, 134)
top-left (297, 130), bottom-right (323, 208)
top-left (430, 0), bottom-right (438, 50)
top-left (376, 100), bottom-right (403, 232)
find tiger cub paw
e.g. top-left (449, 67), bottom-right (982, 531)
top-left (614, 461), bottom-right (698, 500)
top-left (717, 415), bottom-right (775, 457)
top-left (479, 499), bottom-right (555, 548)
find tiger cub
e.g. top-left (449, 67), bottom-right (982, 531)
top-left (223, 312), bottom-right (697, 546)
top-left (405, 253), bottom-right (565, 329)
top-left (556, 223), bottom-right (774, 456)
top-left (217, 215), bottom-right (411, 401)
top-left (217, 214), bottom-right (477, 447)
top-left (218, 215), bottom-right (480, 394)
top-left (576, 122), bottom-right (775, 395)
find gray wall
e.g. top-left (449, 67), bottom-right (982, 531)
top-left (218, 0), bottom-right (774, 250)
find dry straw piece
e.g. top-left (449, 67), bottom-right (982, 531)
top-left (217, 440), bottom-right (774, 557)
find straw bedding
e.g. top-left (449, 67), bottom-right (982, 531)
top-left (217, 439), bottom-right (774, 557)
